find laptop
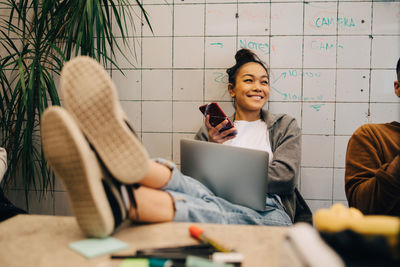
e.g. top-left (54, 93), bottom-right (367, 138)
top-left (180, 139), bottom-right (269, 211)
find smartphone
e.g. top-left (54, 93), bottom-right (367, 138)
top-left (199, 102), bottom-right (235, 133)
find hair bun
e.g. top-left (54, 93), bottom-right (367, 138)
top-left (235, 49), bottom-right (256, 63)
top-left (227, 48), bottom-right (269, 85)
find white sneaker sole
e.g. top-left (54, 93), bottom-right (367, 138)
top-left (61, 56), bottom-right (149, 184)
top-left (41, 106), bottom-right (114, 238)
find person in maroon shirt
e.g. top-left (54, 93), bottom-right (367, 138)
top-left (345, 58), bottom-right (400, 216)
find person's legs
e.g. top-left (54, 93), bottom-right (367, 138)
top-left (119, 155), bottom-right (291, 226)
top-left (42, 105), bottom-right (289, 228)
top-left (152, 158), bottom-right (292, 226)
top-left (58, 56), bottom-right (180, 227)
top-left (41, 106), bottom-right (176, 237)
top-left (125, 158), bottom-right (291, 226)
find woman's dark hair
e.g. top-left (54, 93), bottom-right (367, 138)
top-left (226, 49), bottom-right (269, 87)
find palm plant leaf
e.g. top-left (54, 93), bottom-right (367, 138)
top-left (0, 0), bottom-right (150, 209)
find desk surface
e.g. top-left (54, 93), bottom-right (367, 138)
top-left (0, 215), bottom-right (288, 267)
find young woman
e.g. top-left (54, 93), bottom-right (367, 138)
top-left (41, 49), bottom-right (310, 238)
top-left (196, 49), bottom-right (309, 224)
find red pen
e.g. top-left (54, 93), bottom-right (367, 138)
top-left (189, 225), bottom-right (232, 253)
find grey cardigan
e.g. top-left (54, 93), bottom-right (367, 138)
top-left (195, 109), bottom-right (312, 223)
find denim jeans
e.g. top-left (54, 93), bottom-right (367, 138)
top-left (155, 158), bottom-right (292, 226)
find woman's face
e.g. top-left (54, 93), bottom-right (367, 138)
top-left (228, 62), bottom-right (269, 115)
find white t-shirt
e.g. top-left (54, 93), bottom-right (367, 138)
top-left (224, 119), bottom-right (273, 163)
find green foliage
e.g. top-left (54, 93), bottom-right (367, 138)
top-left (0, 0), bottom-right (150, 208)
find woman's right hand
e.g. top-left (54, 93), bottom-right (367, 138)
top-left (205, 115), bottom-right (237, 144)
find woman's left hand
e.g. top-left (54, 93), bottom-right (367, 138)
top-left (205, 115), bottom-right (237, 143)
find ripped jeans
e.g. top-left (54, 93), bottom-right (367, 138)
top-left (155, 158), bottom-right (292, 226)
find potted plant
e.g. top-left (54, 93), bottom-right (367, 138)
top-left (0, 0), bottom-right (151, 208)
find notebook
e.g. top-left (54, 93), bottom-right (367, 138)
top-left (180, 139), bottom-right (269, 211)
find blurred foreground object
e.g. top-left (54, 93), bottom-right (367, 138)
top-left (315, 203), bottom-right (400, 266)
top-left (280, 222), bottom-right (345, 267)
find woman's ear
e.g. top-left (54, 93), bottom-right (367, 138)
top-left (228, 83), bottom-right (235, 98)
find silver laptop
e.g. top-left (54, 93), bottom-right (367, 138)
top-left (180, 139), bottom-right (269, 211)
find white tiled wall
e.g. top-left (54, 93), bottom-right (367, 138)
top-left (5, 0), bottom-right (400, 216)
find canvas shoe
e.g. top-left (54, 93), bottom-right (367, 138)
top-left (41, 106), bottom-right (137, 238)
top-left (60, 56), bottom-right (149, 184)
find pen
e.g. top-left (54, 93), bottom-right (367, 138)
top-left (189, 225), bottom-right (232, 253)
top-left (137, 243), bottom-right (215, 254)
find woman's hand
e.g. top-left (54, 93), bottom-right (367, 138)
top-left (205, 115), bottom-right (237, 143)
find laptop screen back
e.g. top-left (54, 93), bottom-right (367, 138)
top-left (180, 139), bottom-right (269, 211)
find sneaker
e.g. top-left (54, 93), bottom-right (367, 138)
top-left (60, 56), bottom-right (149, 184)
top-left (41, 106), bottom-right (135, 237)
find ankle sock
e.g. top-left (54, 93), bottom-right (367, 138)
top-left (101, 174), bottom-right (142, 226)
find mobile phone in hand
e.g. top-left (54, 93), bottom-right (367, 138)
top-left (199, 102), bottom-right (235, 133)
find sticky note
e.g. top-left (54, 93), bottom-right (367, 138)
top-left (69, 237), bottom-right (129, 258)
top-left (119, 258), bottom-right (149, 267)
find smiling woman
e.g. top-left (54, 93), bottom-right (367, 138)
top-left (196, 49), bottom-right (312, 223)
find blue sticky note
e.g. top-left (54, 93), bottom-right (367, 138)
top-left (69, 237), bottom-right (129, 258)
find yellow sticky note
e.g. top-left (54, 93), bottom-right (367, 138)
top-left (119, 258), bottom-right (149, 267)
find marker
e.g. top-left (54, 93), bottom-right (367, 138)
top-left (189, 225), bottom-right (232, 253)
